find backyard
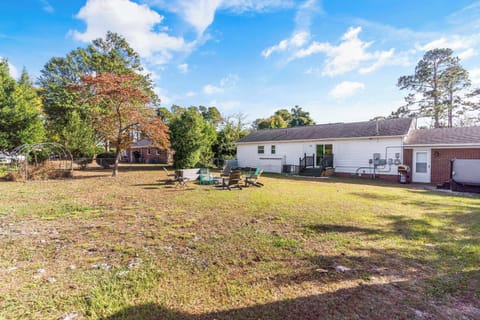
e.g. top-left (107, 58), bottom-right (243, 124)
top-left (0, 166), bottom-right (479, 319)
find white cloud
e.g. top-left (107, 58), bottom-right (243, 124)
top-left (149, 0), bottom-right (294, 36)
top-left (262, 31), bottom-right (310, 57)
top-left (154, 87), bottom-right (172, 106)
top-left (222, 0), bottom-right (294, 13)
top-left (447, 2), bottom-right (480, 29)
top-left (186, 91), bottom-right (196, 97)
top-left (71, 0), bottom-right (193, 65)
top-left (170, 0), bottom-right (222, 35)
top-left (203, 73), bottom-right (239, 95)
top-left (416, 35), bottom-right (480, 63)
top-left (262, 0), bottom-right (320, 58)
top-left (203, 84), bottom-right (223, 94)
top-left (219, 73), bottom-right (239, 87)
top-left (40, 0), bottom-right (54, 13)
top-left (10, 64), bottom-right (19, 80)
top-left (329, 81), bottom-right (365, 99)
top-left (209, 99), bottom-right (241, 111)
top-left (304, 67), bottom-right (320, 75)
top-left (293, 27), bottom-right (395, 76)
top-left (359, 48), bottom-right (395, 74)
top-left (178, 63), bottom-right (189, 73)
top-left (140, 64), bottom-right (161, 82)
top-left (295, 0), bottom-right (321, 30)
top-left (418, 36), bottom-right (478, 52)
top-left (470, 67), bottom-right (480, 85)
top-left (1, 57), bottom-right (19, 79)
top-left (458, 48), bottom-right (477, 60)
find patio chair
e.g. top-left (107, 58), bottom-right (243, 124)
top-left (221, 170), bottom-right (243, 190)
top-left (199, 168), bottom-right (215, 185)
top-left (221, 164), bottom-right (232, 177)
top-left (163, 167), bottom-right (177, 184)
top-left (245, 168), bottom-right (264, 187)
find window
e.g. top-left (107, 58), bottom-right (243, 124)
top-left (324, 144), bottom-right (333, 155)
top-left (271, 145), bottom-right (276, 154)
top-left (316, 144), bottom-right (333, 166)
top-left (257, 145), bottom-right (264, 154)
top-left (156, 149), bottom-right (161, 155)
top-left (147, 148), bottom-right (151, 155)
top-left (415, 151), bottom-right (428, 173)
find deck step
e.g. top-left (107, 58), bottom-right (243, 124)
top-left (299, 168), bottom-right (322, 177)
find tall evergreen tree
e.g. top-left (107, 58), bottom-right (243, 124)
top-left (0, 62), bottom-right (45, 149)
top-left (395, 48), bottom-right (471, 128)
top-left (441, 63), bottom-right (471, 127)
top-left (169, 106), bottom-right (217, 169)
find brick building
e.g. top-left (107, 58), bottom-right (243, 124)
top-left (123, 139), bottom-right (173, 164)
top-left (404, 126), bottom-right (480, 184)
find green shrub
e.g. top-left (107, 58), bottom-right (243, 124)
top-left (95, 152), bottom-right (116, 169)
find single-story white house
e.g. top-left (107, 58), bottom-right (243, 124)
top-left (236, 118), bottom-right (480, 184)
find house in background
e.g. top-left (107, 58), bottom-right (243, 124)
top-left (123, 139), bottom-right (173, 164)
top-left (236, 118), bottom-right (480, 184)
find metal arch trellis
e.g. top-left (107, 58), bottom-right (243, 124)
top-left (11, 142), bottom-right (73, 181)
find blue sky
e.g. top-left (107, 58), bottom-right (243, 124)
top-left (2, 0), bottom-right (480, 124)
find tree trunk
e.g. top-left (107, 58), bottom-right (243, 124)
top-left (433, 64), bottom-right (440, 128)
top-left (448, 91), bottom-right (453, 128)
top-left (112, 149), bottom-right (121, 177)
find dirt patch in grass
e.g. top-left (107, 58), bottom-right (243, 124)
top-left (0, 165), bottom-right (479, 319)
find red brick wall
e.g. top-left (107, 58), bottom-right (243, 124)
top-left (128, 148), bottom-right (173, 164)
top-left (404, 148), bottom-right (480, 184)
top-left (431, 148), bottom-right (480, 183)
top-left (403, 149), bottom-right (413, 183)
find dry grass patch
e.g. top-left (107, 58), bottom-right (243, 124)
top-left (0, 166), bottom-right (479, 319)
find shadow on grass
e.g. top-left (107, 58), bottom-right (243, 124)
top-left (101, 271), bottom-right (480, 320)
top-left (265, 173), bottom-right (404, 187)
top-left (99, 209), bottom-right (480, 320)
top-left (304, 224), bottom-right (381, 235)
top-left (72, 173), bottom-right (112, 179)
top-left (349, 190), bottom-right (480, 213)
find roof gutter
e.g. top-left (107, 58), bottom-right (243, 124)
top-left (404, 143), bottom-right (480, 148)
top-left (236, 134), bottom-right (407, 145)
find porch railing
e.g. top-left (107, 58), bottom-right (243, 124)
top-left (299, 153), bottom-right (315, 172)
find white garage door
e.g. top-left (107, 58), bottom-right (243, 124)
top-left (258, 157), bottom-right (283, 173)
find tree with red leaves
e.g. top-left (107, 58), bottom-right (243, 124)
top-left (76, 72), bottom-right (169, 176)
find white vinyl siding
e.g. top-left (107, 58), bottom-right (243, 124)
top-left (237, 137), bottom-right (404, 175)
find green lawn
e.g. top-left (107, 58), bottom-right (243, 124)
top-left (0, 166), bottom-right (479, 319)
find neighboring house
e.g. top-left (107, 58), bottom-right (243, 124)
top-left (403, 126), bottom-right (480, 184)
top-left (236, 118), bottom-right (480, 184)
top-left (123, 139), bottom-right (173, 164)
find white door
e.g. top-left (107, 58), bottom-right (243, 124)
top-left (412, 149), bottom-right (431, 183)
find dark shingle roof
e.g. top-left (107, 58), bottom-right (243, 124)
top-left (237, 118), bottom-right (414, 143)
top-left (130, 139), bottom-right (153, 148)
top-left (405, 126), bottom-right (480, 145)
